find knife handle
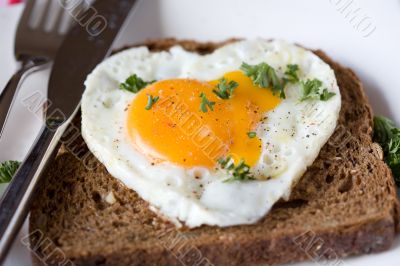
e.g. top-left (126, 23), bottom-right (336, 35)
top-left (0, 124), bottom-right (62, 263)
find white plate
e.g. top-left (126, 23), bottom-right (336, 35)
top-left (1, 0), bottom-right (399, 265)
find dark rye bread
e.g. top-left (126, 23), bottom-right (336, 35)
top-left (29, 39), bottom-right (400, 266)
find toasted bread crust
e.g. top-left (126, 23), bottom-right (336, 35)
top-left (29, 39), bottom-right (400, 266)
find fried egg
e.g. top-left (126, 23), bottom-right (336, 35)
top-left (81, 39), bottom-right (341, 227)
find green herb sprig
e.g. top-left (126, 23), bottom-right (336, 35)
top-left (145, 95), bottom-right (159, 110)
top-left (300, 79), bottom-right (335, 102)
top-left (240, 62), bottom-right (285, 99)
top-left (199, 92), bottom-right (215, 113)
top-left (0, 161), bottom-right (21, 184)
top-left (283, 64), bottom-right (300, 84)
top-left (218, 156), bottom-right (255, 182)
top-left (320, 88), bottom-right (336, 101)
top-left (212, 78), bottom-right (238, 99)
top-left (373, 116), bottom-right (400, 186)
top-left (247, 132), bottom-right (257, 138)
top-left (119, 74), bottom-right (154, 93)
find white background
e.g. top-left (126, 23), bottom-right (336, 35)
top-left (0, 0), bottom-right (399, 265)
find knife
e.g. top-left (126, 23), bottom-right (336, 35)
top-left (0, 0), bottom-right (138, 262)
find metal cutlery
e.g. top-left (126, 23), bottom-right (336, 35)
top-left (0, 0), bottom-right (85, 139)
top-left (0, 0), bottom-right (138, 263)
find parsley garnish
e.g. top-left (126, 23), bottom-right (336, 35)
top-left (240, 62), bottom-right (285, 99)
top-left (119, 74), bottom-right (154, 93)
top-left (320, 88), bottom-right (336, 101)
top-left (300, 79), bottom-right (322, 101)
top-left (373, 116), bottom-right (400, 186)
top-left (145, 95), bottom-right (159, 110)
top-left (283, 64), bottom-right (300, 84)
top-left (199, 92), bottom-right (215, 113)
top-left (212, 78), bottom-right (238, 99)
top-left (300, 79), bottom-right (336, 101)
top-left (218, 156), bottom-right (255, 182)
top-left (247, 131), bottom-right (257, 138)
top-left (0, 160), bottom-right (20, 184)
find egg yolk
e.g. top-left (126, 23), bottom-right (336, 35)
top-left (126, 71), bottom-right (280, 168)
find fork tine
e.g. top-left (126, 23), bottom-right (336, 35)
top-left (64, 1), bottom-right (87, 33)
top-left (38, 0), bottom-right (52, 29)
top-left (52, 3), bottom-right (65, 34)
top-left (19, 0), bottom-right (36, 26)
top-left (71, 0), bottom-right (88, 17)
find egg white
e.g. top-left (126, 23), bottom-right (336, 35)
top-left (81, 39), bottom-right (341, 227)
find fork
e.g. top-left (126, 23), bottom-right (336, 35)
top-left (0, 0), bottom-right (83, 138)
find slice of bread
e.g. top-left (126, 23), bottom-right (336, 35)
top-left (29, 39), bottom-right (400, 266)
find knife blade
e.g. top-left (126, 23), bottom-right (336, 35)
top-left (47, 0), bottom-right (138, 122)
top-left (0, 0), bottom-right (138, 263)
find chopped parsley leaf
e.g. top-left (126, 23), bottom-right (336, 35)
top-left (300, 79), bottom-right (323, 101)
top-left (240, 62), bottom-right (285, 99)
top-left (199, 92), bottom-right (215, 113)
top-left (300, 79), bottom-right (336, 102)
top-left (218, 156), bottom-right (255, 182)
top-left (0, 160), bottom-right (21, 184)
top-left (320, 88), bottom-right (336, 101)
top-left (119, 74), bottom-right (154, 93)
top-left (283, 64), bottom-right (300, 84)
top-left (247, 131), bottom-right (257, 138)
top-left (212, 78), bottom-right (238, 99)
top-left (373, 116), bottom-right (400, 186)
top-left (145, 95), bottom-right (159, 110)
